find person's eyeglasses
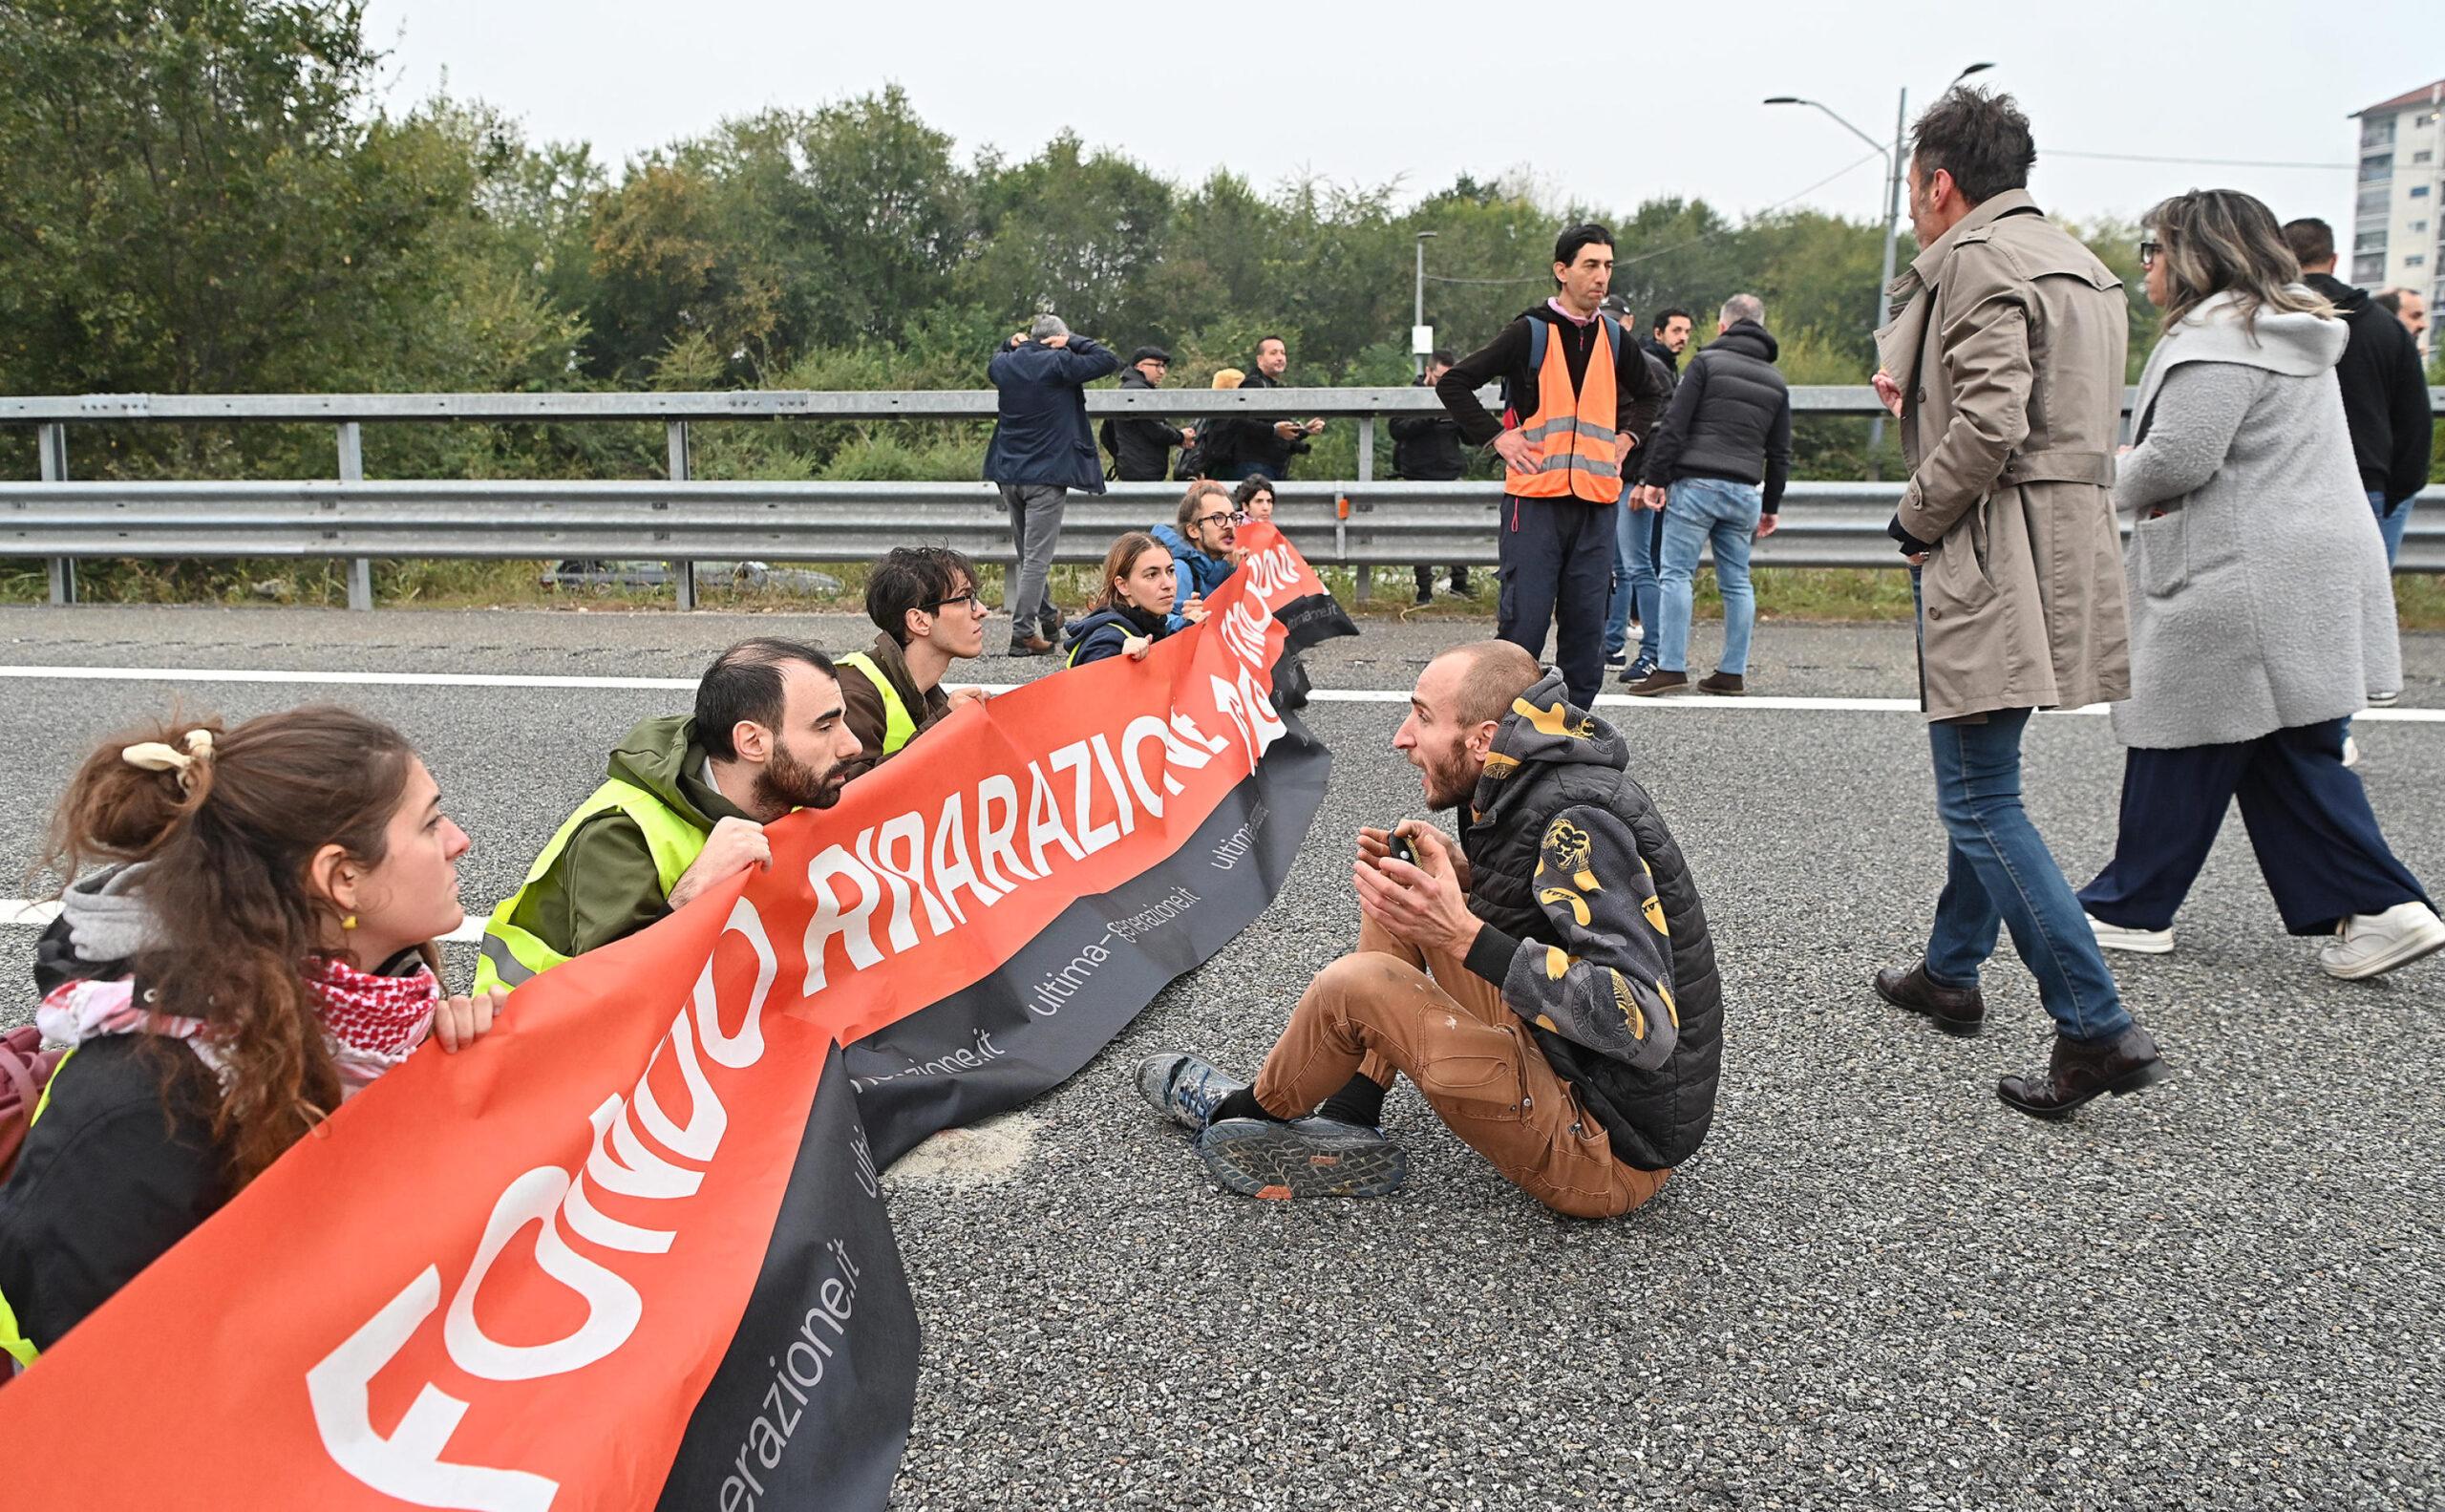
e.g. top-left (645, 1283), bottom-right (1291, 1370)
top-left (924, 591), bottom-right (986, 614)
top-left (2137, 241), bottom-right (2162, 269)
top-left (1194, 511), bottom-right (1239, 528)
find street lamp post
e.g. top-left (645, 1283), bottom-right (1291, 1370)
top-left (1765, 63), bottom-right (1992, 469)
top-left (1414, 230), bottom-right (1438, 378)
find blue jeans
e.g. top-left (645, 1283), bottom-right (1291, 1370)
top-left (2371, 489), bottom-right (2413, 566)
top-left (1604, 502), bottom-right (1660, 662)
top-left (1656, 478), bottom-right (1760, 676)
top-left (1924, 708), bottom-right (2132, 1042)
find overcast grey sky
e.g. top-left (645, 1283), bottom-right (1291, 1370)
top-left (362, 0), bottom-right (2438, 237)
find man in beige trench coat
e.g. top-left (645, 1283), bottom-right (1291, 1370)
top-left (1864, 86), bottom-right (2171, 1119)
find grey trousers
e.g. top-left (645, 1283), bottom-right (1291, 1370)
top-left (997, 482), bottom-right (1066, 640)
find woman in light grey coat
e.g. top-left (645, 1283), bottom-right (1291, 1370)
top-left (2078, 189), bottom-right (2440, 981)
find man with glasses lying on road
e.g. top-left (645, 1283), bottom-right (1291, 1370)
top-left (838, 545), bottom-right (991, 777)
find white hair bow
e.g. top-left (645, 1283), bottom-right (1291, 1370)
top-left (121, 728), bottom-right (217, 791)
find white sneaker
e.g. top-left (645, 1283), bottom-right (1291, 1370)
top-left (2087, 912), bottom-right (2175, 954)
top-left (2342, 735), bottom-right (2361, 769)
top-left (2321, 902), bottom-right (2445, 980)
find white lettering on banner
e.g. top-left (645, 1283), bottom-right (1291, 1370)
top-left (720, 1239), bottom-right (865, 1512)
top-left (307, 564), bottom-right (1315, 1506)
top-left (308, 900), bottom-right (779, 1511)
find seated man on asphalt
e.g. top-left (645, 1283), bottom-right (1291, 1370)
top-left (1137, 640), bottom-right (1722, 1214)
top-left (1149, 481), bottom-right (1240, 614)
top-left (838, 545), bottom-right (989, 774)
top-left (474, 637), bottom-right (863, 992)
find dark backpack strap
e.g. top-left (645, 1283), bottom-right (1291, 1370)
top-left (1599, 313), bottom-right (1625, 369)
top-left (1525, 316), bottom-right (1548, 374)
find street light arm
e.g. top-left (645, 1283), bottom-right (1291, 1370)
top-left (1764, 96), bottom-right (1890, 167)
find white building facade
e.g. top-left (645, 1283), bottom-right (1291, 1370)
top-left (2351, 79), bottom-right (2445, 316)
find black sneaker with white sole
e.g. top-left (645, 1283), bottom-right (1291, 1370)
top-left (1195, 1116), bottom-right (1410, 1199)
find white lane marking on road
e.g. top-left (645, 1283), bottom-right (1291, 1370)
top-left (0, 897), bottom-right (483, 941)
top-left (0, 664), bottom-right (2440, 721)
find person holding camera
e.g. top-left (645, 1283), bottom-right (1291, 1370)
top-left (1136, 641), bottom-right (1721, 1215)
top-left (1223, 336), bottom-right (1324, 480)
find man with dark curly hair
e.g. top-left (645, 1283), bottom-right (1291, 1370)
top-left (1136, 641), bottom-right (1723, 1215)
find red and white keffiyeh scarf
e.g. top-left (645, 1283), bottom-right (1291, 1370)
top-left (36, 955), bottom-right (440, 1097)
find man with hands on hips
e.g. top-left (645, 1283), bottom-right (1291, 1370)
top-left (1136, 640), bottom-right (1722, 1213)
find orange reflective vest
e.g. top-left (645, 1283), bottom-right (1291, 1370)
top-left (1504, 314), bottom-right (1626, 504)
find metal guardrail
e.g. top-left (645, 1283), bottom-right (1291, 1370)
top-left (6, 388), bottom-right (2442, 607)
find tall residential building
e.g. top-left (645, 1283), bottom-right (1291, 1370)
top-left (2350, 78), bottom-right (2444, 321)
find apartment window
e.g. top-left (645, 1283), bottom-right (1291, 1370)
top-left (2414, 222), bottom-right (2431, 235)
top-left (2357, 230), bottom-right (2389, 252)
top-left (2411, 255), bottom-right (2429, 267)
top-left (2361, 154), bottom-right (2395, 182)
top-left (2414, 185), bottom-right (2434, 199)
top-left (2363, 117), bottom-right (2397, 147)
top-left (2358, 184), bottom-right (2391, 215)
top-left (2352, 254), bottom-right (2387, 283)
top-left (2418, 151), bottom-right (2436, 164)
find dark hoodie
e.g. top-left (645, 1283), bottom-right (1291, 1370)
top-left (1639, 319), bottom-right (1793, 509)
top-left (500, 714), bottom-right (750, 961)
top-left (1102, 366), bottom-right (1190, 482)
top-left (2304, 271), bottom-right (2434, 502)
top-left (1059, 602), bottom-right (1174, 667)
top-left (1435, 303), bottom-right (1669, 455)
top-left (1451, 671), bottom-right (1723, 1170)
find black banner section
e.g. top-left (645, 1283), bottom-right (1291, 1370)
top-left (847, 717), bottom-right (1332, 1165)
top-left (658, 595), bottom-right (1353, 1510)
top-left (654, 1051), bottom-right (920, 1512)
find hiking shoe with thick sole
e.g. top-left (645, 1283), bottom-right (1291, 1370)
top-left (1195, 1117), bottom-right (1410, 1199)
top-left (1136, 1052), bottom-right (1249, 1131)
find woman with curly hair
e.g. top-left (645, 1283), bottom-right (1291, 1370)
top-left (0, 705), bottom-right (500, 1368)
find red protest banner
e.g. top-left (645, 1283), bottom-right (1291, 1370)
top-left (0, 524), bottom-right (1348, 1512)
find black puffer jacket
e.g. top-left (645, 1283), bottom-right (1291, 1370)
top-left (1390, 373), bottom-right (1467, 480)
top-left (1454, 672), bottom-right (1723, 1170)
top-left (1102, 366), bottom-right (1190, 482)
top-left (1639, 320), bottom-right (1794, 510)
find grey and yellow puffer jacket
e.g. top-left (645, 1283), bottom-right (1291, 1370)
top-left (1455, 671), bottom-right (1723, 1170)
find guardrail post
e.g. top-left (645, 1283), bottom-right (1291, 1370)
top-left (1352, 415), bottom-right (1374, 604)
top-left (337, 422), bottom-right (372, 610)
top-left (667, 421), bottom-right (696, 610)
top-left (37, 422), bottom-right (73, 606)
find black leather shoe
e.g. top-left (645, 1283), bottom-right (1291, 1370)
top-left (1997, 1027), bottom-right (2168, 1120)
top-left (1873, 963), bottom-right (1985, 1036)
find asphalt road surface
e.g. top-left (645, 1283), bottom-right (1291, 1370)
top-left (1, 603), bottom-right (2438, 1511)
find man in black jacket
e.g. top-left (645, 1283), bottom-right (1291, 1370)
top-left (1100, 346), bottom-right (1198, 482)
top-left (1393, 351), bottom-right (1471, 603)
top-left (1136, 641), bottom-right (1722, 1212)
top-left (2284, 219), bottom-right (2434, 564)
top-left (1435, 224), bottom-right (1669, 708)
top-left (1624, 295), bottom-right (1792, 698)
top-left (1605, 309), bottom-right (1692, 677)
top-left (1224, 336), bottom-right (1323, 480)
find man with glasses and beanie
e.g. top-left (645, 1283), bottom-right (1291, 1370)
top-left (1867, 86), bottom-right (2169, 1119)
top-left (1101, 346), bottom-right (1199, 483)
top-left (838, 545), bottom-right (991, 776)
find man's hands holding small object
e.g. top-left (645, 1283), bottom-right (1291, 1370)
top-left (1354, 821), bottom-right (1480, 956)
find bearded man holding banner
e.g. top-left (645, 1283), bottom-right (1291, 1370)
top-left (1139, 641), bottom-right (1722, 1214)
top-left (473, 637), bottom-right (864, 993)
